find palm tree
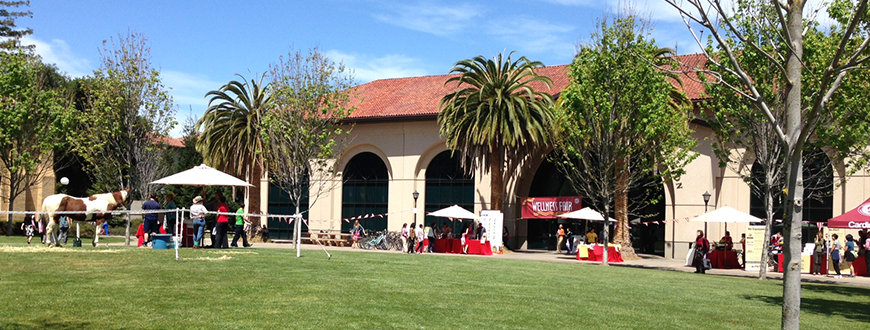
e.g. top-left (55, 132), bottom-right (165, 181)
top-left (197, 73), bottom-right (272, 213)
top-left (438, 52), bottom-right (555, 212)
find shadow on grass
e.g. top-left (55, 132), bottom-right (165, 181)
top-left (4, 318), bottom-right (94, 330)
top-left (743, 284), bottom-right (870, 322)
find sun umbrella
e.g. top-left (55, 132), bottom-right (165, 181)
top-left (150, 164), bottom-right (253, 187)
top-left (427, 205), bottom-right (477, 219)
top-left (557, 207), bottom-right (616, 222)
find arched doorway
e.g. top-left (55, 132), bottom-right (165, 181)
top-left (749, 149), bottom-right (833, 244)
top-left (527, 157), bottom-right (577, 250)
top-left (342, 152), bottom-right (389, 233)
top-left (628, 177), bottom-right (666, 256)
top-left (424, 151), bottom-right (474, 236)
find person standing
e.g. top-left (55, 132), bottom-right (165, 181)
top-left (415, 223), bottom-right (425, 253)
top-left (425, 223), bottom-right (435, 253)
top-left (843, 234), bottom-right (857, 278)
top-left (502, 225), bottom-right (510, 250)
top-left (864, 229), bottom-right (870, 278)
top-left (20, 213), bottom-right (38, 244)
top-left (812, 231), bottom-right (826, 275)
top-left (461, 223), bottom-right (470, 254)
top-left (830, 234), bottom-right (842, 279)
top-left (400, 223), bottom-right (409, 253)
top-left (586, 228), bottom-right (598, 246)
top-left (408, 222), bottom-right (418, 254)
top-left (231, 203), bottom-right (252, 248)
top-left (565, 228), bottom-right (574, 254)
top-left (556, 224), bottom-right (566, 253)
top-left (694, 230), bottom-right (710, 274)
top-left (190, 196), bottom-right (207, 249)
top-left (163, 193), bottom-right (177, 235)
top-left (58, 215), bottom-right (70, 246)
top-left (142, 193), bottom-right (161, 247)
top-left (214, 196), bottom-right (230, 249)
top-left (351, 220), bottom-right (365, 248)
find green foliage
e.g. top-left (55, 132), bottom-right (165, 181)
top-left (69, 32), bottom-right (176, 200)
top-left (0, 0), bottom-right (32, 51)
top-left (0, 51), bottom-right (71, 232)
top-left (552, 15), bottom-right (696, 219)
top-left (162, 115), bottom-right (208, 208)
top-left (262, 47), bottom-right (355, 213)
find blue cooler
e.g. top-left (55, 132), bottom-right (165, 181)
top-left (151, 234), bottom-right (171, 249)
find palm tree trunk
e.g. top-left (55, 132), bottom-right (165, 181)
top-left (490, 144), bottom-right (504, 211)
top-left (612, 156), bottom-right (636, 258)
top-left (249, 161), bottom-right (262, 214)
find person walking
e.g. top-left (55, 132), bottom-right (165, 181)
top-left (425, 223), bottom-right (435, 253)
top-left (694, 230), bottom-right (710, 274)
top-left (812, 231), bottom-right (826, 275)
top-left (163, 193), bottom-right (177, 235)
top-left (843, 234), bottom-right (857, 278)
top-left (231, 203), bottom-right (252, 248)
top-left (351, 220), bottom-right (365, 248)
top-left (214, 195), bottom-right (230, 249)
top-left (58, 215), bottom-right (70, 246)
top-left (556, 224), bottom-right (566, 253)
top-left (415, 224), bottom-right (425, 253)
top-left (142, 193), bottom-right (161, 247)
top-left (830, 234), bottom-right (843, 279)
top-left (190, 196), bottom-right (207, 249)
top-left (20, 213), bottom-right (38, 244)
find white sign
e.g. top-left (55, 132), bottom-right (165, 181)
top-left (480, 210), bottom-right (503, 250)
top-left (744, 225), bottom-right (766, 272)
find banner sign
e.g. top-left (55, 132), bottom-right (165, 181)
top-left (480, 210), bottom-right (504, 250)
top-left (521, 196), bottom-right (582, 219)
top-left (744, 225), bottom-right (766, 272)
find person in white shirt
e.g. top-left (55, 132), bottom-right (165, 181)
top-left (190, 196), bottom-right (208, 249)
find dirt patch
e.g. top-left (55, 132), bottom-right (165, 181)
top-left (193, 255), bottom-right (232, 261)
top-left (0, 245), bottom-right (127, 254)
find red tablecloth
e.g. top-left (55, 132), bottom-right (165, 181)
top-left (777, 254), bottom-right (865, 276)
top-left (431, 238), bottom-right (492, 255)
top-left (708, 250), bottom-right (741, 269)
top-left (577, 245), bottom-right (623, 262)
top-left (810, 254), bottom-right (828, 274)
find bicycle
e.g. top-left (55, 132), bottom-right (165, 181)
top-left (360, 231), bottom-right (391, 250)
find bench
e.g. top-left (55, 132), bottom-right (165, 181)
top-left (309, 232), bottom-right (352, 247)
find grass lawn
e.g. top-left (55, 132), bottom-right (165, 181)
top-left (1, 242), bottom-right (867, 329)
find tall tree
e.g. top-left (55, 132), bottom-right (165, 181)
top-left (438, 52), bottom-right (555, 212)
top-left (0, 0), bottom-right (32, 51)
top-left (197, 73), bottom-right (271, 215)
top-left (70, 32), bottom-right (176, 245)
top-left (0, 51), bottom-right (69, 235)
top-left (163, 114), bottom-right (204, 208)
top-left (551, 14), bottom-right (697, 264)
top-left (666, 0), bottom-right (870, 327)
top-left (262, 47), bottom-right (356, 257)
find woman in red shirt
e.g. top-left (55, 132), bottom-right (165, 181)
top-left (215, 195), bottom-right (230, 249)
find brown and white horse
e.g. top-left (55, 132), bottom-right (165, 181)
top-left (41, 189), bottom-right (129, 247)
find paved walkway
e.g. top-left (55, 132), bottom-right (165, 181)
top-left (250, 241), bottom-right (870, 287)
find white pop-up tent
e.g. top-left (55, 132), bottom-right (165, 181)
top-left (427, 205), bottom-right (478, 219)
top-left (150, 164), bottom-right (253, 260)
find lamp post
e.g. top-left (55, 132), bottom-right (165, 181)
top-left (412, 190), bottom-right (420, 225)
top-left (702, 191), bottom-right (711, 236)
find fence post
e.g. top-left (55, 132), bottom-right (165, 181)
top-left (125, 213), bottom-right (131, 246)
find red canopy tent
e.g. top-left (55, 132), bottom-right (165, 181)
top-left (827, 197), bottom-right (870, 229)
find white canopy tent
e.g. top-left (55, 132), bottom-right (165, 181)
top-left (149, 164), bottom-right (253, 260)
top-left (689, 206), bottom-right (763, 234)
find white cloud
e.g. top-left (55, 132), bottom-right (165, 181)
top-left (160, 70), bottom-right (225, 137)
top-left (22, 36), bottom-right (93, 78)
top-left (325, 50), bottom-right (430, 82)
top-left (373, 2), bottom-right (482, 37)
top-left (486, 18), bottom-right (576, 57)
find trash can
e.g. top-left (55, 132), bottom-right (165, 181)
top-left (152, 234), bottom-right (172, 250)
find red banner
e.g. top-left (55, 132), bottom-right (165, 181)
top-left (521, 196), bottom-right (582, 219)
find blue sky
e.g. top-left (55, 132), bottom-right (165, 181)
top-left (24, 0), bottom-right (702, 137)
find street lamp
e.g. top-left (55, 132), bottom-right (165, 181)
top-left (412, 190), bottom-right (420, 224)
top-left (702, 191), bottom-right (711, 235)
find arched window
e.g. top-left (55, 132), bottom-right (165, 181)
top-left (749, 150), bottom-right (833, 243)
top-left (342, 152), bottom-right (389, 233)
top-left (424, 151), bottom-right (474, 234)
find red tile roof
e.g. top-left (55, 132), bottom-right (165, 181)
top-left (347, 54), bottom-right (708, 121)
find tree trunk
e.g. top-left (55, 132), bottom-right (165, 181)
top-left (125, 213), bottom-right (131, 246)
top-left (602, 203), bottom-right (610, 266)
top-left (295, 205), bottom-right (302, 258)
top-left (612, 156), bottom-right (636, 258)
top-left (6, 198), bottom-right (14, 236)
top-left (490, 144), bottom-right (504, 212)
top-left (781, 6), bottom-right (804, 329)
top-left (758, 183), bottom-right (776, 280)
top-left (249, 161), bottom-right (263, 214)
